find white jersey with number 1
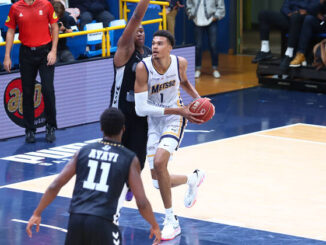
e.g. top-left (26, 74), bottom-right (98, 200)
top-left (142, 54), bottom-right (187, 169)
top-left (142, 54), bottom-right (183, 110)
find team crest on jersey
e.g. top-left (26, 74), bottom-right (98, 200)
top-left (53, 12), bottom-right (57, 19)
top-left (39, 10), bottom-right (43, 15)
top-left (5, 16), bottom-right (10, 22)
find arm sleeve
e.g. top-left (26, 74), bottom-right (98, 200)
top-left (5, 6), bottom-right (16, 29)
top-left (48, 2), bottom-right (58, 24)
top-left (134, 91), bottom-right (165, 117)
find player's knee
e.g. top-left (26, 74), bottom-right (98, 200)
top-left (152, 179), bottom-right (159, 189)
top-left (153, 158), bottom-right (166, 173)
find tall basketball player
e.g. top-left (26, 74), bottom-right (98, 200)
top-left (134, 30), bottom-right (209, 240)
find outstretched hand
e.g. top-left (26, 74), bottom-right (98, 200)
top-left (149, 225), bottom-right (161, 245)
top-left (26, 214), bottom-right (41, 238)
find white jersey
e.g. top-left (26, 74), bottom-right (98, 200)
top-left (142, 55), bottom-right (183, 109)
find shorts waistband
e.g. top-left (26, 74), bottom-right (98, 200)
top-left (22, 42), bottom-right (51, 51)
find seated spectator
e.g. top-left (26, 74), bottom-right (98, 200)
top-left (52, 0), bottom-right (76, 63)
top-left (290, 0), bottom-right (326, 67)
top-left (252, 0), bottom-right (319, 74)
top-left (69, 0), bottom-right (115, 30)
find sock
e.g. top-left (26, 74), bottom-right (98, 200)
top-left (187, 173), bottom-right (195, 186)
top-left (261, 40), bottom-right (270, 52)
top-left (165, 207), bottom-right (174, 220)
top-left (285, 47), bottom-right (294, 58)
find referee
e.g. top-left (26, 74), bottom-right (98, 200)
top-left (3, 0), bottom-right (59, 143)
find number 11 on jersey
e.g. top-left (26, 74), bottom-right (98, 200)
top-left (83, 160), bottom-right (111, 192)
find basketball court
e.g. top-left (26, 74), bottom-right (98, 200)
top-left (1, 87), bottom-right (326, 244)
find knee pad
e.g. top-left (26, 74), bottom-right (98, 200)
top-left (152, 179), bottom-right (159, 189)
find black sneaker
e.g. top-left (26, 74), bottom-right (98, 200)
top-left (46, 126), bottom-right (56, 143)
top-left (279, 55), bottom-right (292, 74)
top-left (25, 130), bottom-right (35, 143)
top-left (252, 51), bottom-right (273, 63)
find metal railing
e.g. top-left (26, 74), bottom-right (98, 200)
top-left (0, 18), bottom-right (163, 58)
top-left (119, 0), bottom-right (169, 30)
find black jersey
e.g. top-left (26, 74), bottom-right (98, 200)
top-left (69, 139), bottom-right (135, 223)
top-left (110, 46), bottom-right (152, 115)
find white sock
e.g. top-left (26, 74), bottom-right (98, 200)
top-left (165, 207), bottom-right (174, 219)
top-left (186, 173), bottom-right (195, 186)
top-left (261, 40), bottom-right (270, 52)
top-left (285, 47), bottom-right (294, 58)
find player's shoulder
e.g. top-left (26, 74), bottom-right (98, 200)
top-left (176, 56), bottom-right (188, 69)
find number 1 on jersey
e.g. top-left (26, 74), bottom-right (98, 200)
top-left (160, 93), bottom-right (163, 103)
top-left (83, 160), bottom-right (111, 192)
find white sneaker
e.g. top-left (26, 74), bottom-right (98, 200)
top-left (213, 70), bottom-right (220, 78)
top-left (161, 215), bottom-right (181, 240)
top-left (184, 169), bottom-right (205, 208)
top-left (195, 70), bottom-right (201, 78)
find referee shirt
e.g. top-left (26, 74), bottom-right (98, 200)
top-left (5, 0), bottom-right (58, 47)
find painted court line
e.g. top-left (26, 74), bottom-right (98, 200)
top-left (11, 219), bottom-right (67, 233)
top-left (181, 123), bottom-right (301, 150)
top-left (256, 133), bottom-right (326, 146)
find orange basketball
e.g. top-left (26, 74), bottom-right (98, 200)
top-left (189, 98), bottom-right (215, 122)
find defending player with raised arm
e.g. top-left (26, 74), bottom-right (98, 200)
top-left (134, 30), bottom-right (208, 241)
top-left (110, 0), bottom-right (152, 201)
top-left (26, 108), bottom-right (161, 245)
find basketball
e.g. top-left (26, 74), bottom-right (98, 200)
top-left (189, 98), bottom-right (215, 122)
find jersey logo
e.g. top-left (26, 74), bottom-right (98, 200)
top-left (5, 16), bottom-right (10, 22)
top-left (53, 12), bottom-right (57, 19)
top-left (39, 10), bottom-right (43, 15)
top-left (19, 13), bottom-right (23, 17)
top-left (112, 231), bottom-right (120, 244)
top-left (102, 145), bottom-right (111, 151)
top-left (151, 80), bottom-right (176, 94)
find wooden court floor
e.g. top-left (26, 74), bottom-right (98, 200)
top-left (195, 53), bottom-right (258, 96)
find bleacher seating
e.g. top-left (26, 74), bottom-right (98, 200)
top-left (84, 22), bottom-right (104, 57)
top-left (108, 19), bottom-right (126, 53)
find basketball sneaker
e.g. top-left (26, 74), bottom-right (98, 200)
top-left (184, 169), bottom-right (205, 208)
top-left (161, 215), bottom-right (181, 240)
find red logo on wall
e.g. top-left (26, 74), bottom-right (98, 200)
top-left (4, 78), bottom-right (46, 128)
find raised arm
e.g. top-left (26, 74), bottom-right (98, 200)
top-left (128, 156), bottom-right (161, 244)
top-left (26, 152), bottom-right (78, 238)
top-left (114, 0), bottom-right (151, 67)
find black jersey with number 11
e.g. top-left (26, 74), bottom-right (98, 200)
top-left (69, 139), bottom-right (135, 224)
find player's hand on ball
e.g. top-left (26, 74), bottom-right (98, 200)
top-left (180, 106), bottom-right (205, 124)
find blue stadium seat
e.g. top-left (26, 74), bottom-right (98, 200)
top-left (0, 4), bottom-right (11, 33)
top-left (66, 33), bottom-right (87, 59)
top-left (108, 19), bottom-right (126, 53)
top-left (84, 22), bottom-right (104, 57)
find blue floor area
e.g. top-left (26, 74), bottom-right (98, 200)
top-left (1, 87), bottom-right (326, 244)
top-left (1, 188), bottom-right (325, 245)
